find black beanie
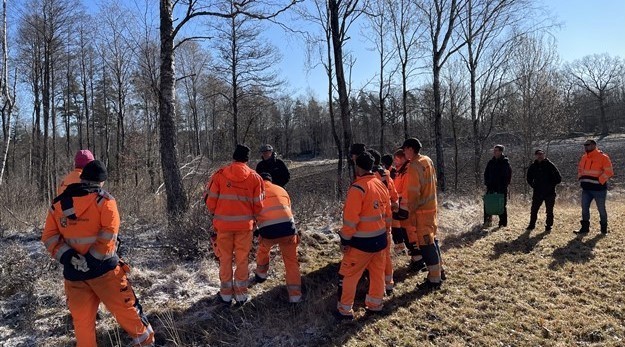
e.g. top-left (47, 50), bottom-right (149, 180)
top-left (233, 144), bottom-right (250, 162)
top-left (367, 149), bottom-right (381, 166)
top-left (381, 154), bottom-right (393, 168)
top-left (80, 160), bottom-right (108, 182)
top-left (349, 143), bottom-right (366, 156)
top-left (355, 152), bottom-right (374, 171)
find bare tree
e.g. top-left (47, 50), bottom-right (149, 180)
top-left (210, 1), bottom-right (282, 147)
top-left (18, 0), bottom-right (81, 200)
top-left (178, 41), bottom-right (211, 156)
top-left (443, 59), bottom-right (469, 191)
top-left (416, 0), bottom-right (466, 192)
top-left (388, 0), bottom-right (424, 140)
top-left (509, 34), bottom-right (564, 182)
top-left (365, 0), bottom-right (397, 152)
top-left (301, 0), bottom-right (345, 196)
top-left (158, 0), bottom-right (299, 221)
top-left (565, 53), bottom-right (624, 136)
top-left (459, 0), bottom-right (531, 186)
top-left (328, 0), bottom-right (368, 181)
top-left (97, 0), bottom-right (134, 182)
top-left (0, 0), bottom-right (15, 185)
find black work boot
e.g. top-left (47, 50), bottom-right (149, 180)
top-left (600, 222), bottom-right (608, 234)
top-left (574, 221), bottom-right (590, 234)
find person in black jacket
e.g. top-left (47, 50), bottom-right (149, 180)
top-left (256, 144), bottom-right (290, 187)
top-left (526, 149), bottom-right (562, 231)
top-left (484, 144), bottom-right (512, 227)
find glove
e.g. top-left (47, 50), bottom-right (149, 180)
top-left (70, 254), bottom-right (90, 272)
top-left (393, 208), bottom-right (409, 221)
top-left (391, 202), bottom-right (399, 213)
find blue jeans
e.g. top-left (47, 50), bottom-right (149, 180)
top-left (581, 190), bottom-right (607, 224)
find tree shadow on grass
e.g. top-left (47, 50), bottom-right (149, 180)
top-left (129, 257), bottom-right (429, 346)
top-left (490, 228), bottom-right (551, 260)
top-left (102, 222), bottom-right (497, 346)
top-left (549, 233), bottom-right (605, 270)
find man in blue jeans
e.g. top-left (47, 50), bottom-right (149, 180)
top-left (575, 139), bottom-right (614, 234)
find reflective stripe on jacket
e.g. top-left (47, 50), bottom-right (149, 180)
top-left (578, 149), bottom-right (613, 190)
top-left (404, 155), bottom-right (437, 214)
top-left (204, 161), bottom-right (264, 231)
top-left (340, 174), bottom-right (390, 253)
top-left (256, 181), bottom-right (296, 239)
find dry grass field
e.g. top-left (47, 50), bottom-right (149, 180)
top-left (0, 136), bottom-right (623, 346)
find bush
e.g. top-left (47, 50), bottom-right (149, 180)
top-left (0, 241), bottom-right (39, 298)
top-left (163, 203), bottom-right (213, 260)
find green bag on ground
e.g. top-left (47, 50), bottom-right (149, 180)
top-left (483, 193), bottom-right (505, 215)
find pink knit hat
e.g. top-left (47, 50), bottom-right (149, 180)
top-left (74, 150), bottom-right (95, 168)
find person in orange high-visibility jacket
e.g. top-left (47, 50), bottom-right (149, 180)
top-left (42, 160), bottom-right (154, 347)
top-left (253, 172), bottom-right (302, 303)
top-left (336, 152), bottom-right (391, 319)
top-left (204, 144), bottom-right (264, 304)
top-left (57, 149), bottom-right (94, 196)
top-left (391, 149), bottom-right (425, 272)
top-left (575, 139), bottom-right (614, 234)
top-left (401, 138), bottom-right (444, 290)
top-left (368, 149), bottom-right (398, 295)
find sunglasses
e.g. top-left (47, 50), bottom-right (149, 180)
top-left (583, 143), bottom-right (593, 146)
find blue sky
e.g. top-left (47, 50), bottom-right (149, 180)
top-left (59, 1), bottom-right (625, 100)
top-left (271, 0), bottom-right (625, 99)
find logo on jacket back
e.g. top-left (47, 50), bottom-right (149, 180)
top-left (60, 217), bottom-right (67, 228)
top-left (373, 200), bottom-right (379, 209)
top-left (227, 181), bottom-right (231, 187)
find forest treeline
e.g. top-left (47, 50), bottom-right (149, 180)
top-left (0, 0), bottom-right (623, 220)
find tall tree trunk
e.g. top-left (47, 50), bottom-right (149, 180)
top-left (102, 65), bottom-right (110, 167)
top-left (230, 14), bottom-right (239, 147)
top-left (89, 56), bottom-right (96, 156)
top-left (329, 0), bottom-right (353, 181)
top-left (433, 63), bottom-right (445, 192)
top-left (51, 59), bottom-right (58, 195)
top-left (402, 61), bottom-right (408, 139)
top-left (599, 94), bottom-right (608, 136)
top-left (470, 60), bottom-right (481, 188)
top-left (0, 0), bottom-right (12, 185)
top-left (159, 0), bottom-right (188, 220)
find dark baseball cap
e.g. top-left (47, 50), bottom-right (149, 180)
top-left (401, 138), bottom-right (422, 151)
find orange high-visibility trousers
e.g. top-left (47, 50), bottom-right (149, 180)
top-left (337, 247), bottom-right (385, 316)
top-left (407, 210), bottom-right (437, 246)
top-left (64, 265), bottom-right (154, 347)
top-left (216, 229), bottom-right (253, 302)
top-left (384, 233), bottom-right (394, 292)
top-left (255, 235), bottom-right (302, 302)
top-left (407, 211), bottom-right (442, 283)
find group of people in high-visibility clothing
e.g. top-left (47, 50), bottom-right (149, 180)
top-left (42, 136), bottom-right (615, 344)
top-left (204, 144), bottom-right (301, 305)
top-left (336, 138), bottom-right (444, 319)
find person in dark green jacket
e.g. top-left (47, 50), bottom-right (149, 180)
top-left (526, 149), bottom-right (562, 231)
